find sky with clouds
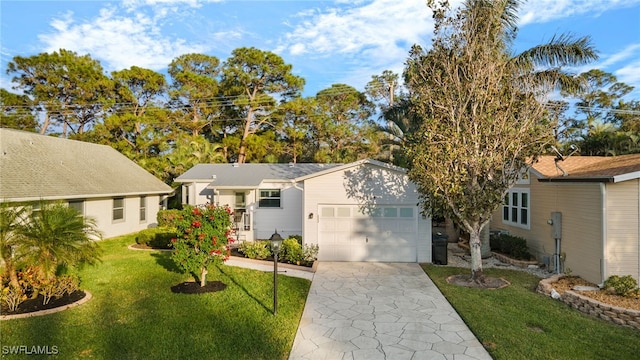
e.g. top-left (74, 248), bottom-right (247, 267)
top-left (1, 0), bottom-right (639, 99)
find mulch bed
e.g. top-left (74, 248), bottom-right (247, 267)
top-left (552, 276), bottom-right (640, 311)
top-left (170, 281), bottom-right (227, 294)
top-left (1, 290), bottom-right (86, 316)
top-left (446, 274), bottom-right (511, 289)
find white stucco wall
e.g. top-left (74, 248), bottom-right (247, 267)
top-left (301, 163), bottom-right (431, 262)
top-left (84, 194), bottom-right (165, 239)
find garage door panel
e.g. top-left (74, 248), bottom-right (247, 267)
top-left (318, 205), bottom-right (418, 262)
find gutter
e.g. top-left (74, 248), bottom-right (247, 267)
top-left (3, 190), bottom-right (175, 203)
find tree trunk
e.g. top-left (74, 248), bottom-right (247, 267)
top-left (481, 224), bottom-right (492, 258)
top-left (200, 267), bottom-right (208, 287)
top-left (6, 263), bottom-right (20, 289)
top-left (469, 228), bottom-right (484, 283)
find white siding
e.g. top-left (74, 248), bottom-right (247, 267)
top-left (253, 183), bottom-right (303, 239)
top-left (491, 176), bottom-right (604, 284)
top-left (606, 180), bottom-right (640, 283)
top-left (183, 182), bottom-right (215, 205)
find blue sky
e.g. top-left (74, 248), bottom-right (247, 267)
top-left (2, 0), bottom-right (639, 100)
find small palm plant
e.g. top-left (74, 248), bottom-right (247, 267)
top-left (17, 201), bottom-right (102, 282)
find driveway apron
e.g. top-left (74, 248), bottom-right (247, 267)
top-left (289, 262), bottom-right (492, 360)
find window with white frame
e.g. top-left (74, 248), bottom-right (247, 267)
top-left (502, 189), bottom-right (530, 229)
top-left (139, 196), bottom-right (147, 222)
top-left (113, 197), bottom-right (125, 222)
top-left (258, 189), bottom-right (281, 208)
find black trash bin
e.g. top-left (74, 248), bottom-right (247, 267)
top-left (432, 232), bottom-right (448, 265)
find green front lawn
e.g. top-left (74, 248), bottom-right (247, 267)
top-left (1, 234), bottom-right (311, 359)
top-left (422, 265), bottom-right (640, 360)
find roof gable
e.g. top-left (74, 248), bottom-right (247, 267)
top-left (0, 129), bottom-right (172, 201)
top-left (532, 154), bottom-right (640, 183)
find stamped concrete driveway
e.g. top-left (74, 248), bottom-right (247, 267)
top-left (289, 262), bottom-right (492, 360)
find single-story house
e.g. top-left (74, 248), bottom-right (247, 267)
top-left (0, 128), bottom-right (173, 239)
top-left (175, 159), bottom-right (432, 262)
top-left (490, 154), bottom-right (640, 284)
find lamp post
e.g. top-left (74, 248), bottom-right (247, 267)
top-left (269, 230), bottom-right (283, 315)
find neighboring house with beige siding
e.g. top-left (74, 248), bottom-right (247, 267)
top-left (490, 154), bottom-right (640, 285)
top-left (0, 128), bottom-right (173, 239)
top-left (175, 159), bottom-right (432, 262)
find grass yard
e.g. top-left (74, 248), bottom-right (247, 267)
top-left (422, 265), bottom-right (640, 360)
top-left (0, 234), bottom-right (311, 359)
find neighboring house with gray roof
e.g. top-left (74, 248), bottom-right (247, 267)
top-left (175, 159), bottom-right (433, 263)
top-left (490, 154), bottom-right (640, 285)
top-left (0, 128), bottom-right (173, 238)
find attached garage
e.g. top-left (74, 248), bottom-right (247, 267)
top-left (317, 205), bottom-right (420, 261)
top-left (298, 160), bottom-right (432, 262)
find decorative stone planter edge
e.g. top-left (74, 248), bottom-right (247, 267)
top-left (537, 276), bottom-right (640, 330)
top-left (492, 252), bottom-right (539, 268)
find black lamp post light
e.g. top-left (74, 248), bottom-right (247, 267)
top-left (269, 229), bottom-right (283, 315)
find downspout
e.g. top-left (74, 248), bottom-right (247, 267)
top-left (600, 182), bottom-right (607, 287)
top-left (290, 180), bottom-right (304, 192)
top-left (291, 180), bottom-right (305, 244)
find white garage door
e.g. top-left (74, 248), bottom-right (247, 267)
top-left (317, 205), bottom-right (418, 262)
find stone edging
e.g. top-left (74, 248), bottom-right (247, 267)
top-left (0, 291), bottom-right (92, 321)
top-left (537, 275), bottom-right (640, 330)
top-left (492, 252), bottom-right (539, 268)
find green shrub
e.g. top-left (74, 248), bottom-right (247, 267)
top-left (604, 275), bottom-right (639, 297)
top-left (157, 209), bottom-right (181, 228)
top-left (288, 234), bottom-right (303, 245)
top-left (239, 241), bottom-right (271, 260)
top-left (282, 238), bottom-right (303, 265)
top-left (135, 228), bottom-right (176, 249)
top-left (490, 233), bottom-right (532, 260)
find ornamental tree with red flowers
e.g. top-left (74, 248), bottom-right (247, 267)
top-left (170, 204), bottom-right (234, 287)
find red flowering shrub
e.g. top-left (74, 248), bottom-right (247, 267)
top-left (170, 204), bottom-right (234, 287)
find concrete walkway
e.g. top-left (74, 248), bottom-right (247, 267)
top-left (289, 262), bottom-right (492, 360)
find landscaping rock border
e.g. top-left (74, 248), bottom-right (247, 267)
top-left (491, 252), bottom-right (539, 268)
top-left (0, 291), bottom-right (92, 321)
top-left (538, 275), bottom-right (640, 330)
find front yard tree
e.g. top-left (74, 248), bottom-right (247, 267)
top-left (171, 205), bottom-right (234, 287)
top-left (405, 0), bottom-right (597, 282)
top-left (221, 47), bottom-right (304, 163)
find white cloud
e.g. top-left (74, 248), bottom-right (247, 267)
top-left (519, 0), bottom-right (640, 25)
top-left (277, 0), bottom-right (435, 59)
top-left (37, 5), bottom-right (212, 71)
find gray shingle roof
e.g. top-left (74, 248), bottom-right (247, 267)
top-left (0, 129), bottom-right (172, 202)
top-left (175, 163), bottom-right (342, 187)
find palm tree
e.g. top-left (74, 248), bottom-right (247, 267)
top-left (17, 202), bottom-right (102, 281)
top-left (0, 202), bottom-right (27, 288)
